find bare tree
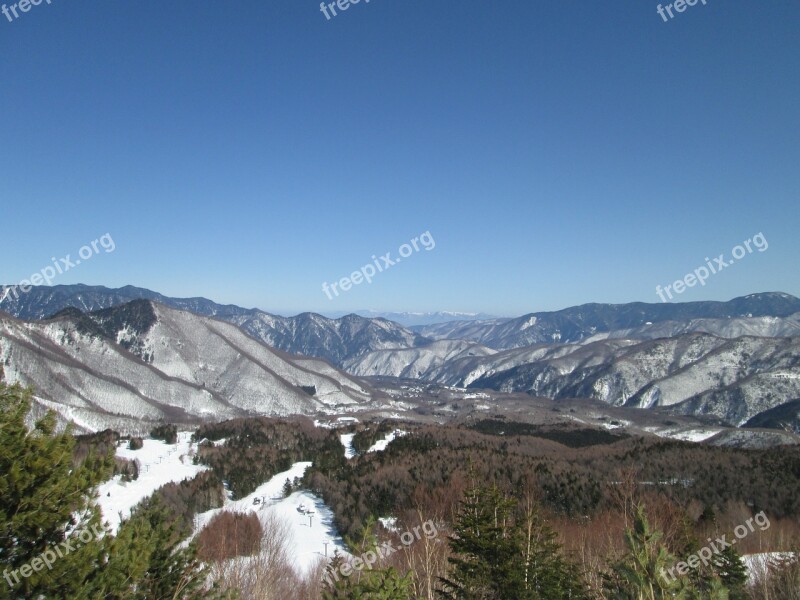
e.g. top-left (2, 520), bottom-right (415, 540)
top-left (208, 510), bottom-right (304, 599)
top-left (400, 509), bottom-right (450, 600)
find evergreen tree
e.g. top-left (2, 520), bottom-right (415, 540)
top-left (711, 543), bottom-right (747, 599)
top-left (0, 378), bottom-right (228, 599)
top-left (438, 479), bottom-right (588, 599)
top-left (604, 503), bottom-right (730, 600)
top-left (89, 497), bottom-right (226, 599)
top-left (322, 565), bottom-right (413, 600)
top-left (322, 528), bottom-right (414, 600)
top-left (603, 504), bottom-right (684, 599)
top-left (518, 495), bottom-right (588, 598)
top-left (0, 380), bottom-right (113, 600)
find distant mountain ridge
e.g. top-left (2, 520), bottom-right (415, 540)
top-left (342, 310), bottom-right (499, 327)
top-left (0, 284), bottom-right (429, 366)
top-left (415, 292), bottom-right (800, 349)
top-left (0, 284), bottom-right (249, 320)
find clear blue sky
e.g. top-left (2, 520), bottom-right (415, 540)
top-left (1, 0), bottom-right (798, 316)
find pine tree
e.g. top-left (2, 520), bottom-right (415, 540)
top-left (0, 380), bottom-right (113, 600)
top-left (604, 503), bottom-right (730, 600)
top-left (603, 504), bottom-right (684, 599)
top-left (518, 494), bottom-right (588, 598)
top-left (322, 530), bottom-right (414, 600)
top-left (711, 544), bottom-right (747, 599)
top-left (322, 565), bottom-right (413, 599)
top-left (438, 479), bottom-right (589, 599)
top-left (438, 482), bottom-right (519, 599)
top-left (91, 497), bottom-right (224, 600)
top-left (0, 378), bottom-right (228, 599)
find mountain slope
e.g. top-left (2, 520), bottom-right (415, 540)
top-left (743, 399), bottom-right (800, 433)
top-left (0, 300), bottom-right (374, 432)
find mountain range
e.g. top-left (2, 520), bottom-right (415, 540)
top-left (0, 284), bottom-right (427, 365)
top-left (2, 284), bottom-right (799, 433)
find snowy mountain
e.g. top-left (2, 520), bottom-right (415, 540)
top-left (415, 293), bottom-right (800, 349)
top-left (5, 285), bottom-right (800, 429)
top-left (0, 284), bottom-right (428, 366)
top-left (466, 334), bottom-right (800, 426)
top-left (348, 312), bottom-right (800, 388)
top-left (0, 284), bottom-right (247, 320)
top-left (0, 300), bottom-right (374, 432)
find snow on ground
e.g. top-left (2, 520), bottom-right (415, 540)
top-left (193, 462), bottom-right (349, 576)
top-left (96, 432), bottom-right (207, 534)
top-left (563, 414), bottom-right (589, 425)
top-left (340, 433), bottom-right (357, 459)
top-left (645, 427), bottom-right (722, 442)
top-left (376, 411), bottom-right (406, 420)
top-left (670, 429), bottom-right (722, 442)
top-left (599, 419), bottom-right (631, 430)
top-left (367, 429), bottom-right (407, 453)
top-left (378, 517), bottom-right (400, 533)
top-left (196, 436), bottom-right (228, 447)
top-left (743, 552), bottom-right (796, 583)
top-left (314, 416), bottom-right (359, 429)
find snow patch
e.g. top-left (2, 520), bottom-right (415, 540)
top-left (340, 433), bottom-right (357, 459)
top-left (96, 432), bottom-right (207, 534)
top-left (367, 430), bottom-right (407, 453)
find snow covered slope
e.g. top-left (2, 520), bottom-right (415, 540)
top-left (581, 314), bottom-right (800, 344)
